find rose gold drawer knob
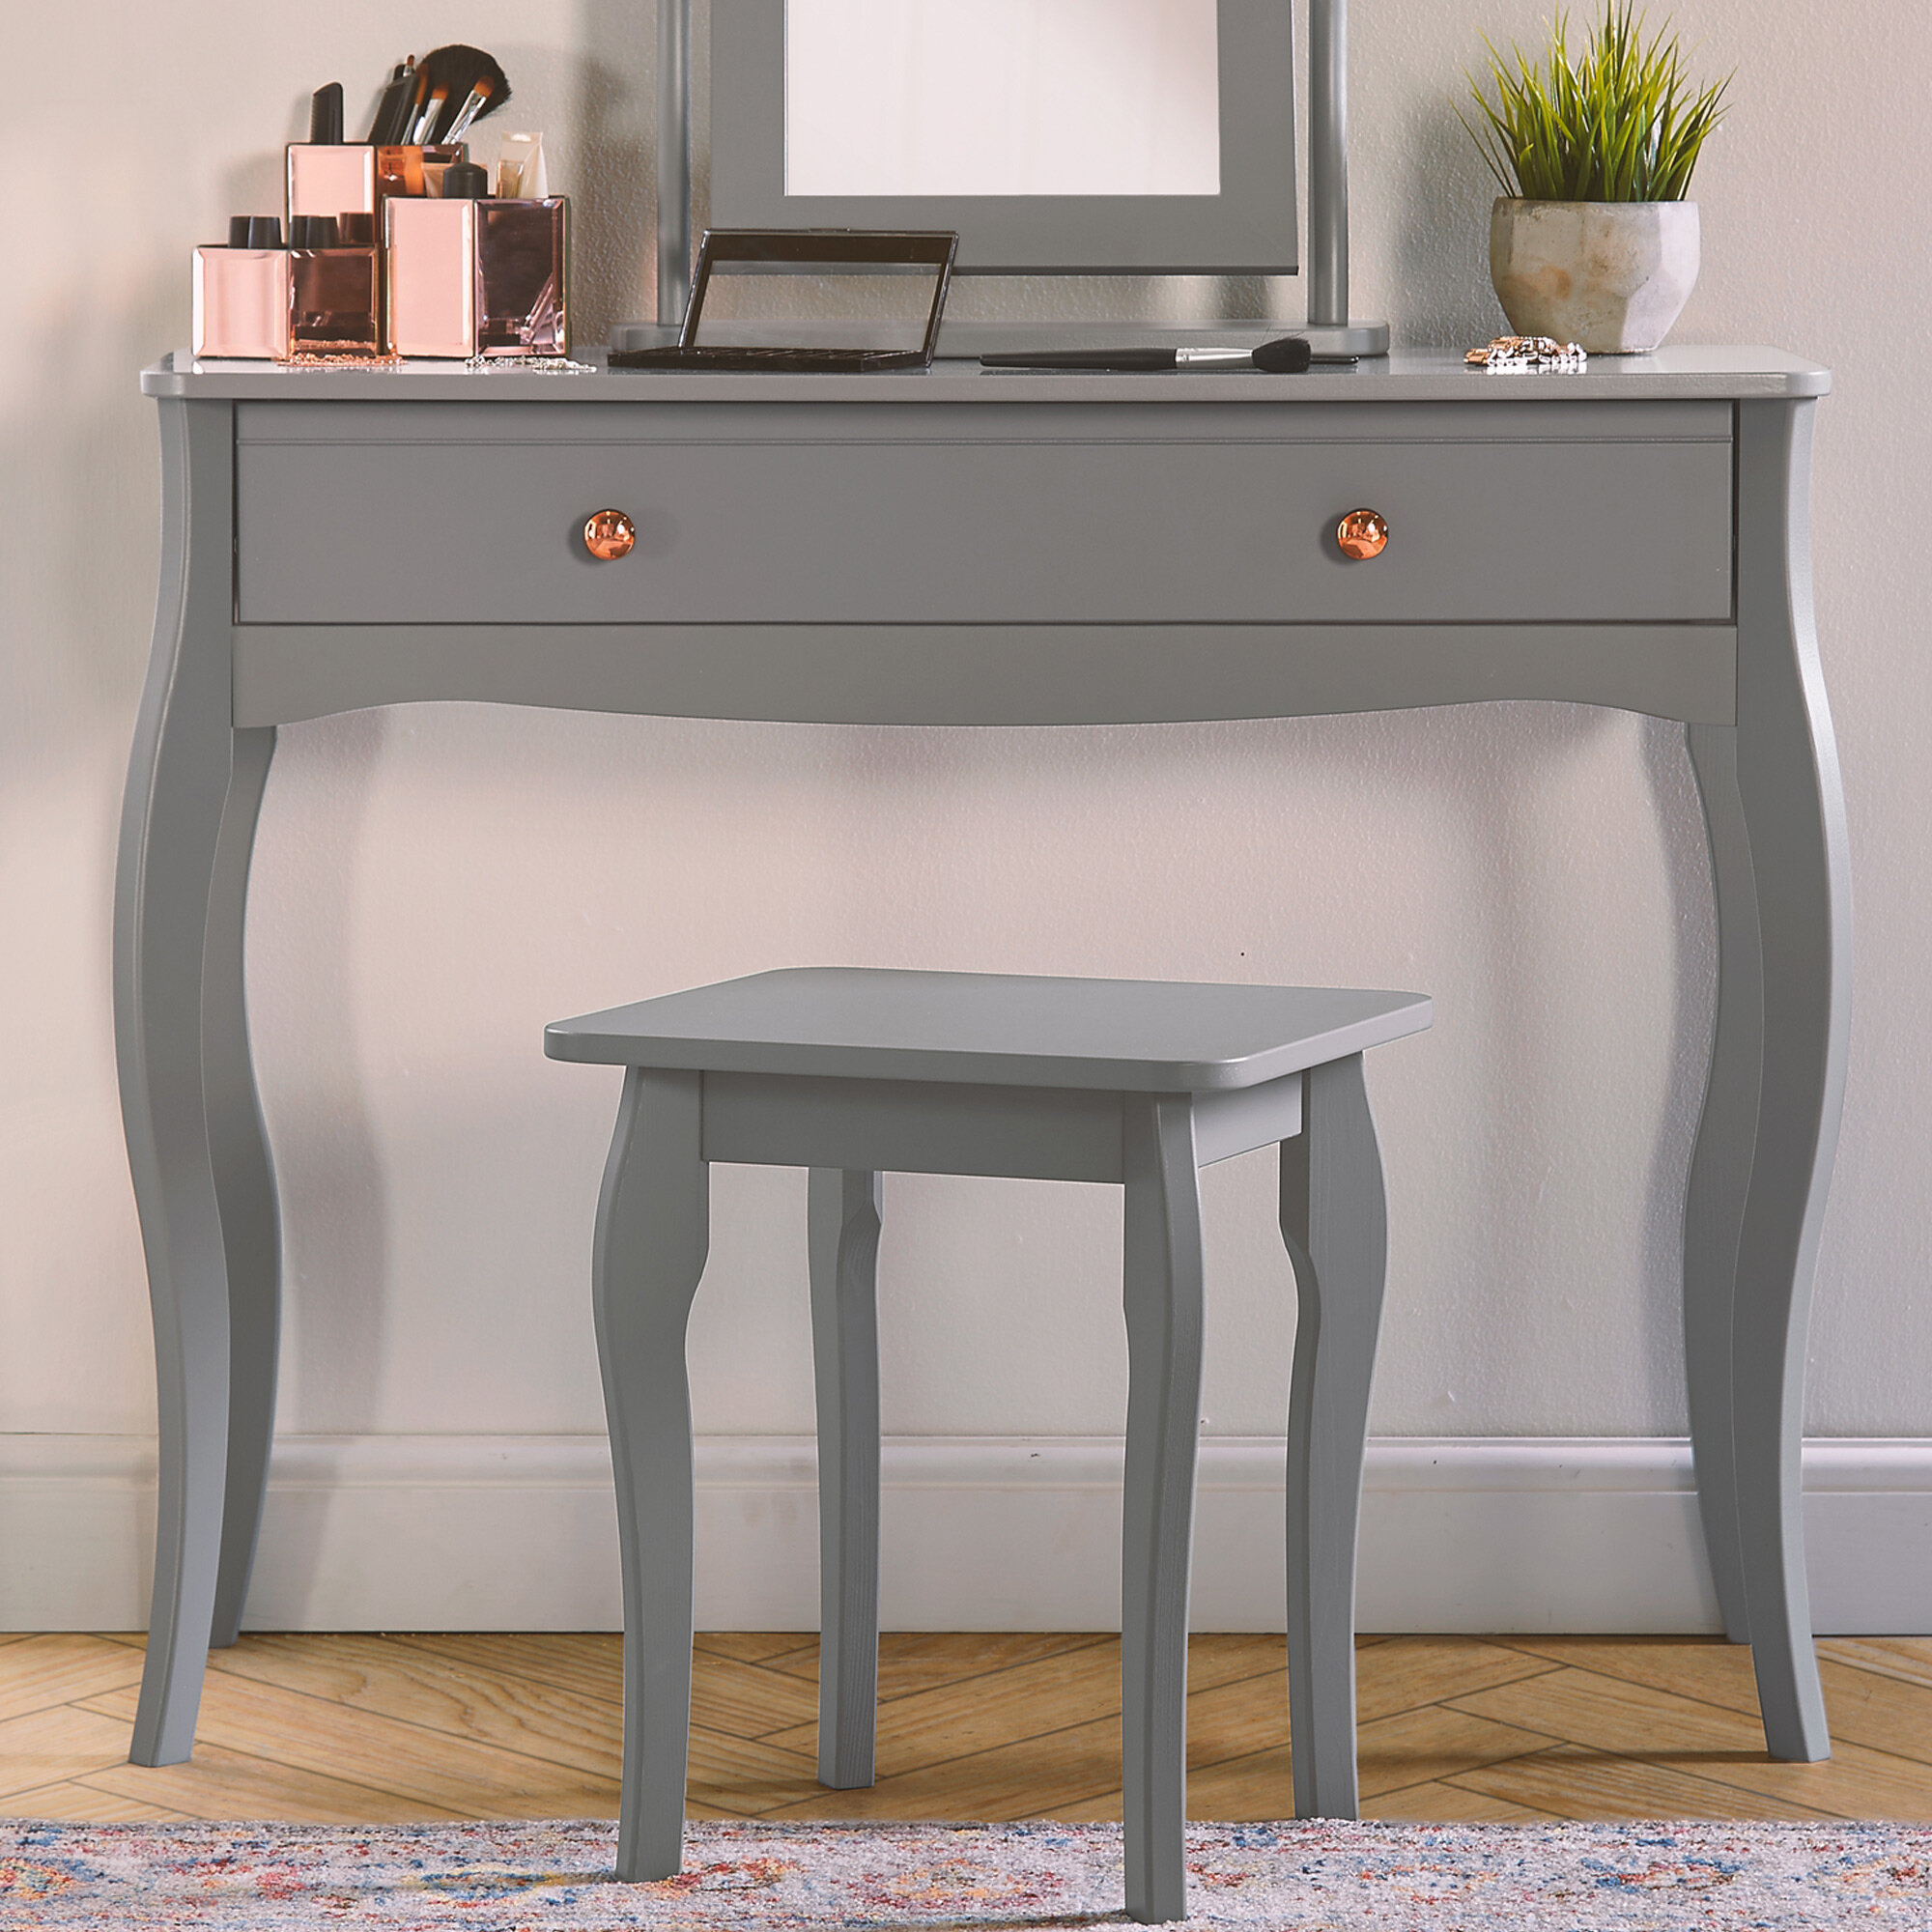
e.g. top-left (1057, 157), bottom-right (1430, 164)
top-left (1337, 508), bottom-right (1390, 561)
top-left (582, 509), bottom-right (637, 561)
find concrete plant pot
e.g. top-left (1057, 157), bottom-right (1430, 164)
top-left (1489, 197), bottom-right (1700, 354)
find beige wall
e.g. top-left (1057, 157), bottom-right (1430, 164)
top-left (2, 1), bottom-right (1926, 1467)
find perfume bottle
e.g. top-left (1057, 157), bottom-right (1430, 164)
top-left (192, 215), bottom-right (290, 359)
top-left (474, 195), bottom-right (568, 356)
top-left (287, 83), bottom-right (376, 227)
top-left (385, 164), bottom-right (482, 357)
top-left (287, 213), bottom-right (380, 356)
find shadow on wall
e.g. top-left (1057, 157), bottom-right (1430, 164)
top-left (570, 51), bottom-right (657, 344)
top-left (0, 267), bottom-right (182, 778)
top-left (1391, 93), bottom-right (1506, 348)
top-left (577, 0), bottom-right (680, 330)
top-left (254, 713), bottom-right (393, 1459)
top-left (1640, 716), bottom-right (1720, 1406)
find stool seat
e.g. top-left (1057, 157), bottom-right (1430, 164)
top-left (548, 967), bottom-right (1430, 1924)
top-left (546, 966), bottom-right (1432, 1093)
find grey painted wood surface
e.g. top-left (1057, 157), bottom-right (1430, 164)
top-left (703, 1065), bottom-right (1308, 1182)
top-left (116, 354), bottom-right (1848, 1803)
top-left (229, 396), bottom-right (1736, 443)
top-left (1677, 400), bottom-right (1850, 1761)
top-left (203, 724), bottom-right (281, 1650)
top-left (232, 620), bottom-right (1739, 732)
top-left (234, 433), bottom-right (1730, 628)
top-left (1119, 1094), bottom-right (1207, 1923)
top-left (142, 345), bottom-right (1831, 402)
top-left (592, 1067), bottom-right (709, 1880)
top-left (548, 970), bottom-right (1432, 1092)
top-left (1682, 719), bottom-right (1759, 1648)
top-left (1280, 1055), bottom-right (1387, 1816)
top-left (808, 1168), bottom-right (884, 1789)
top-left (113, 399), bottom-right (282, 1766)
top-left (553, 969), bottom-right (1425, 1921)
top-left (704, 1071), bottom-right (1130, 1182)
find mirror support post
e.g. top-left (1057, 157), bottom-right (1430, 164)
top-left (658, 0), bottom-right (693, 327)
top-left (1307, 0), bottom-right (1347, 329)
top-left (1302, 0), bottom-right (1388, 356)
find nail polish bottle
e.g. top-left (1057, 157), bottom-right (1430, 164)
top-left (193, 216), bottom-right (291, 359)
top-left (288, 213), bottom-right (381, 356)
top-left (287, 83), bottom-right (377, 228)
top-left (475, 194), bottom-right (569, 356)
top-left (386, 162), bottom-right (482, 357)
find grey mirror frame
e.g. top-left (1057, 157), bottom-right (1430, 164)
top-left (706, 0), bottom-right (1298, 276)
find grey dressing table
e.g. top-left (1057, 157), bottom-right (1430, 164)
top-left (120, 347), bottom-right (1848, 1793)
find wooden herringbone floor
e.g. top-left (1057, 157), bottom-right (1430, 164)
top-left (0, 1632), bottom-right (1926, 1826)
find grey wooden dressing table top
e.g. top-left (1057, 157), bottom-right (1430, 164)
top-left (143, 345), bottom-right (1830, 403)
top-left (545, 967), bottom-right (1434, 1091)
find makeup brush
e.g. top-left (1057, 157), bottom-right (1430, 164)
top-left (980, 336), bottom-right (1316, 373)
top-left (412, 45), bottom-right (512, 144)
top-left (407, 84), bottom-right (449, 144)
top-left (367, 56), bottom-right (417, 145)
top-left (442, 74), bottom-right (499, 144)
top-left (384, 65), bottom-right (428, 145)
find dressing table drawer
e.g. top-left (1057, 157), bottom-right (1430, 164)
top-left (235, 427), bottom-right (1734, 627)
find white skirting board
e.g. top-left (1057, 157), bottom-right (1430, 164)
top-left (2, 1434), bottom-right (1928, 1634)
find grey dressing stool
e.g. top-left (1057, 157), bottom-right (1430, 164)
top-left (545, 967), bottom-right (1431, 1925)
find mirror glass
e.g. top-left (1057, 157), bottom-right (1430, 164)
top-left (784, 0), bottom-right (1221, 198)
top-left (692, 261), bottom-right (948, 352)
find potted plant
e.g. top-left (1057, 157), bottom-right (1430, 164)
top-left (1462, 4), bottom-right (1729, 352)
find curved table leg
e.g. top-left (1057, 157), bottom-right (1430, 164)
top-left (117, 398), bottom-right (276, 1764)
top-left (1278, 1054), bottom-right (1387, 1819)
top-left (206, 725), bottom-right (282, 1648)
top-left (1685, 726), bottom-right (1762, 1646)
top-left (1120, 1095), bottom-right (1205, 1928)
top-left (808, 1167), bottom-right (883, 1789)
top-left (595, 1068), bottom-right (709, 1881)
top-left (1682, 398), bottom-right (1850, 1762)
top-left (1683, 724), bottom-right (1759, 1646)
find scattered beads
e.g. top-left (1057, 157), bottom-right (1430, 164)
top-left (463, 354), bottom-right (599, 373)
top-left (1465, 334), bottom-right (1588, 372)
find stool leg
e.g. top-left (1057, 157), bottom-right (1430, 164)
top-left (1279, 1053), bottom-right (1387, 1820)
top-left (1121, 1095), bottom-right (1205, 1927)
top-left (593, 1067), bottom-right (709, 1882)
top-left (809, 1168), bottom-right (883, 1788)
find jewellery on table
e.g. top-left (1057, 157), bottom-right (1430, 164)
top-left (1465, 334), bottom-right (1588, 372)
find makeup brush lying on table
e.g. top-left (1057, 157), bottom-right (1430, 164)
top-left (981, 336), bottom-right (1314, 373)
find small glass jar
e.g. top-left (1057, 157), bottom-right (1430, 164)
top-left (193, 219), bottom-right (291, 359)
top-left (475, 198), bottom-right (568, 356)
top-left (288, 214), bottom-right (380, 356)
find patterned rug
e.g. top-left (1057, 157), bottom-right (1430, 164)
top-left (1, 1817), bottom-right (1928, 1929)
